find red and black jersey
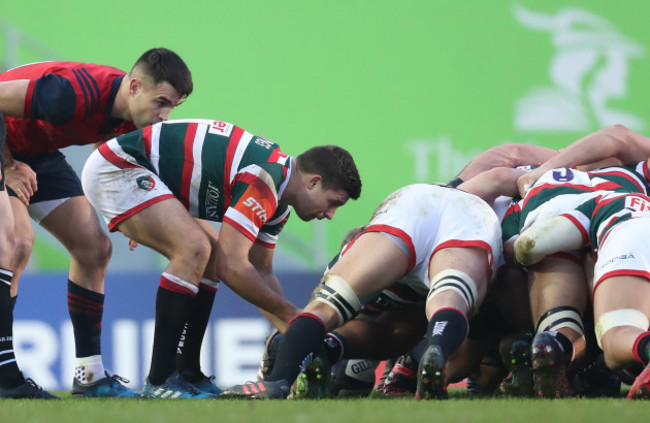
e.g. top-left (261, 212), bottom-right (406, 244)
top-left (0, 61), bottom-right (136, 155)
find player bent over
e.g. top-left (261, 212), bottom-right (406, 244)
top-left (515, 191), bottom-right (650, 400)
top-left (221, 183), bottom-right (501, 399)
top-left (82, 119), bottom-right (361, 398)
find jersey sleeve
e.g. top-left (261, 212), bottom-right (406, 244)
top-left (560, 199), bottom-right (594, 246)
top-left (223, 164), bottom-right (280, 242)
top-left (29, 73), bottom-right (77, 126)
top-left (256, 204), bottom-right (290, 248)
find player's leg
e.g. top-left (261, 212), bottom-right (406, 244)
top-left (592, 275), bottom-right (650, 399)
top-left (417, 246), bottom-right (490, 400)
top-left (118, 199), bottom-right (213, 396)
top-left (221, 232), bottom-right (409, 399)
top-left (176, 219), bottom-right (221, 394)
top-left (0, 189), bottom-right (55, 399)
top-left (36, 196), bottom-right (131, 397)
top-left (527, 256), bottom-right (588, 398)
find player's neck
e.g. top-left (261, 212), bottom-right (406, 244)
top-left (279, 158), bottom-right (299, 204)
top-left (111, 76), bottom-right (131, 122)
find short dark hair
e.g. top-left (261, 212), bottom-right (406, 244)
top-left (132, 47), bottom-right (193, 98)
top-left (296, 145), bottom-right (362, 200)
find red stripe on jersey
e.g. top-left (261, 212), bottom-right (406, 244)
top-left (179, 123), bottom-right (198, 208)
top-left (592, 169), bottom-right (645, 193)
top-left (268, 147), bottom-right (287, 164)
top-left (142, 126), bottom-right (153, 160)
top-left (107, 194), bottom-right (176, 232)
top-left (522, 182), bottom-right (620, 209)
top-left (222, 216), bottom-right (257, 243)
top-left (503, 202), bottom-right (521, 219)
top-left (223, 126), bottom-right (245, 210)
top-left (98, 143), bottom-right (142, 169)
top-left (644, 162), bottom-right (650, 188)
top-left (560, 213), bottom-right (590, 245)
top-left (365, 224), bottom-right (416, 273)
top-left (159, 274), bottom-right (197, 297)
top-left (235, 172), bottom-right (278, 212)
top-left (432, 239), bottom-right (494, 280)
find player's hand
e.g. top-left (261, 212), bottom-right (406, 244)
top-left (5, 160), bottom-right (37, 206)
top-left (516, 168), bottom-right (543, 198)
top-left (128, 239), bottom-right (139, 251)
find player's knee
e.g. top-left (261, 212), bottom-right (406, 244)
top-left (71, 230), bottom-right (112, 269)
top-left (12, 230), bottom-right (35, 268)
top-left (595, 309), bottom-right (649, 354)
top-left (311, 273), bottom-right (361, 327)
top-left (182, 231), bottom-right (211, 270)
top-left (427, 269), bottom-right (479, 316)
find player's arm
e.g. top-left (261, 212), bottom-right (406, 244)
top-left (249, 242), bottom-right (300, 332)
top-left (514, 216), bottom-right (585, 266)
top-left (454, 144), bottom-right (558, 183)
top-left (518, 125), bottom-right (650, 196)
top-left (0, 80), bottom-right (29, 118)
top-left (216, 222), bottom-right (299, 329)
top-left (457, 166), bottom-right (527, 205)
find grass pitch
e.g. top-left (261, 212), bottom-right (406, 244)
top-left (1, 390), bottom-right (647, 423)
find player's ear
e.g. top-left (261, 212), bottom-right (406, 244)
top-left (307, 174), bottom-right (322, 190)
top-left (129, 78), bottom-right (142, 95)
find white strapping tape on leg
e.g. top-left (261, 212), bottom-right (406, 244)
top-left (536, 308), bottom-right (585, 337)
top-left (312, 273), bottom-right (362, 325)
top-left (595, 309), bottom-right (649, 349)
top-left (427, 269), bottom-right (478, 316)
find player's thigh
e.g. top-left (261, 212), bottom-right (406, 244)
top-left (118, 198), bottom-right (209, 260)
top-left (40, 195), bottom-right (107, 250)
top-left (0, 191), bottom-right (14, 267)
top-left (429, 246), bottom-right (490, 299)
top-left (593, 276), bottom-right (650, 319)
top-left (328, 231), bottom-right (409, 301)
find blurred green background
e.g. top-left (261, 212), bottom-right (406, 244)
top-left (3, 0), bottom-right (650, 271)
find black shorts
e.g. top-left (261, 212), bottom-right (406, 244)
top-left (8, 151), bottom-right (83, 203)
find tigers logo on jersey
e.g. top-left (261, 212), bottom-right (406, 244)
top-left (136, 176), bottom-right (156, 191)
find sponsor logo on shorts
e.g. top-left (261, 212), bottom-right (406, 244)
top-left (601, 252), bottom-right (635, 268)
top-left (136, 176), bottom-right (156, 191)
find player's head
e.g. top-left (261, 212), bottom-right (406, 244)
top-left (291, 145), bottom-right (361, 221)
top-left (125, 47), bottom-right (193, 128)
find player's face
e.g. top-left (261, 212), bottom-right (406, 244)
top-left (294, 180), bottom-right (349, 221)
top-left (129, 79), bottom-right (185, 128)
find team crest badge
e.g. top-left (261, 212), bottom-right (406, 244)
top-left (136, 176), bottom-right (156, 191)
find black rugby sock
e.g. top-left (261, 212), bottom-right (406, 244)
top-left (425, 308), bottom-right (469, 360)
top-left (0, 268), bottom-right (24, 388)
top-left (67, 280), bottom-right (104, 358)
top-left (267, 313), bottom-right (326, 384)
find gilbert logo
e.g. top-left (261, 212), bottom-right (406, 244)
top-left (136, 176), bottom-right (156, 191)
top-left (513, 4), bottom-right (645, 132)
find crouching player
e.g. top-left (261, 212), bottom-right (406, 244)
top-left (221, 183), bottom-right (502, 399)
top-left (514, 191), bottom-right (650, 399)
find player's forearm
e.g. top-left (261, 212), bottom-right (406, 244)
top-left (538, 125), bottom-right (650, 174)
top-left (221, 262), bottom-right (298, 324)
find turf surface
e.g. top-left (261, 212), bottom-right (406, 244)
top-left (1, 391), bottom-right (646, 423)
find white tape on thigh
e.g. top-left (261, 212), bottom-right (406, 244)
top-left (595, 309), bottom-right (650, 349)
top-left (312, 273), bottom-right (361, 325)
top-left (427, 269), bottom-right (478, 315)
